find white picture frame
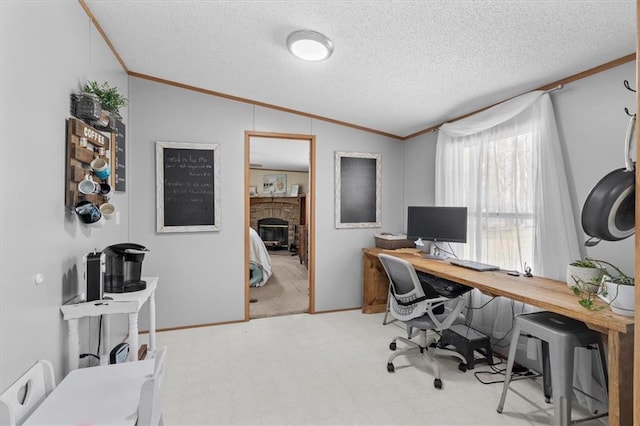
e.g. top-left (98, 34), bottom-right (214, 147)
top-left (263, 173), bottom-right (287, 195)
top-left (156, 141), bottom-right (221, 232)
top-left (335, 151), bottom-right (381, 229)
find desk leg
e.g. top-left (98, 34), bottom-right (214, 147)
top-left (607, 330), bottom-right (634, 426)
top-left (148, 289), bottom-right (156, 356)
top-left (67, 318), bottom-right (79, 373)
top-left (362, 253), bottom-right (389, 314)
top-left (128, 312), bottom-right (139, 362)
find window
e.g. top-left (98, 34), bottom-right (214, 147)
top-left (461, 132), bottom-right (535, 270)
top-left (436, 92), bottom-right (579, 279)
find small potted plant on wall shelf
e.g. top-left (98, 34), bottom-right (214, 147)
top-left (82, 81), bottom-right (128, 130)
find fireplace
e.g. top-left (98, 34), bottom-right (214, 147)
top-left (250, 196), bottom-right (304, 253)
top-left (258, 218), bottom-right (289, 250)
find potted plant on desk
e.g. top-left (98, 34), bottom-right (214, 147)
top-left (597, 262), bottom-right (635, 317)
top-left (566, 259), bottom-right (603, 293)
top-left (568, 258), bottom-right (635, 314)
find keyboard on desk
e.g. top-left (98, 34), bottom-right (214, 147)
top-left (450, 259), bottom-right (499, 272)
top-left (416, 271), bottom-right (472, 298)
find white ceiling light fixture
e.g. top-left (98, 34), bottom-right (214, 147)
top-left (286, 30), bottom-right (333, 62)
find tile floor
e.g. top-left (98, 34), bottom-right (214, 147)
top-left (154, 310), bottom-right (607, 425)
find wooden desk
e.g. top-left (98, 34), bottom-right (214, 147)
top-left (362, 247), bottom-right (635, 426)
top-left (23, 359), bottom-right (153, 426)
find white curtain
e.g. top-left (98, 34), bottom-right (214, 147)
top-left (436, 91), bottom-right (580, 277)
top-left (435, 92), bottom-right (604, 412)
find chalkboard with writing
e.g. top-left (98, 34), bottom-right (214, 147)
top-left (335, 151), bottom-right (381, 228)
top-left (156, 141), bottom-right (220, 232)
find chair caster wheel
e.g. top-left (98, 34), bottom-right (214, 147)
top-left (389, 342), bottom-right (396, 351)
top-left (387, 362), bottom-right (395, 373)
top-left (458, 363), bottom-right (467, 372)
top-left (434, 378), bottom-right (442, 389)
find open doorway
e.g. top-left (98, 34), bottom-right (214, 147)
top-left (244, 131), bottom-right (315, 320)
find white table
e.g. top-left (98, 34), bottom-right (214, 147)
top-left (23, 359), bottom-right (154, 426)
top-left (60, 276), bottom-right (158, 372)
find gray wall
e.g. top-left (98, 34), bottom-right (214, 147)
top-left (401, 61), bottom-right (636, 276)
top-left (1, 2), bottom-right (130, 389)
top-left (552, 61), bottom-right (636, 275)
top-left (1, 0), bottom-right (635, 395)
top-left (401, 131), bottom-right (438, 229)
top-left (129, 78), bottom-right (404, 329)
top-left (0, 2), bottom-right (404, 389)
top-left (312, 120), bottom-right (403, 311)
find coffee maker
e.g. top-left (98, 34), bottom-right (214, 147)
top-left (103, 243), bottom-right (149, 293)
top-left (85, 243), bottom-right (149, 299)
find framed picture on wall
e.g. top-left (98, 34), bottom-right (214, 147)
top-left (335, 151), bottom-right (381, 228)
top-left (263, 173), bottom-right (287, 195)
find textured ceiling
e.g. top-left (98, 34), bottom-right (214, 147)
top-left (84, 0), bottom-right (636, 139)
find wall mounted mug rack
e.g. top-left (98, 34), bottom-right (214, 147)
top-left (65, 118), bottom-right (115, 213)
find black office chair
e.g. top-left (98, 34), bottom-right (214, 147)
top-left (379, 253), bottom-right (468, 389)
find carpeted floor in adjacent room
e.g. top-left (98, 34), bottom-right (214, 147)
top-left (249, 250), bottom-right (309, 319)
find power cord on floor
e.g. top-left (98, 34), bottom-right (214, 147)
top-left (459, 298), bottom-right (543, 386)
top-left (472, 357), bottom-right (541, 385)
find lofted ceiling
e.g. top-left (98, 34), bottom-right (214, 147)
top-left (83, 0), bottom-right (636, 168)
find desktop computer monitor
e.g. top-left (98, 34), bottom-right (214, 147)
top-left (406, 206), bottom-right (468, 243)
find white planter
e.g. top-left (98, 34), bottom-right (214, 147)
top-left (566, 265), bottom-right (603, 293)
top-left (598, 278), bottom-right (635, 317)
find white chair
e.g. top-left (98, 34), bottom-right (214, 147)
top-left (379, 254), bottom-right (469, 389)
top-left (0, 360), bottom-right (56, 426)
top-left (137, 347), bottom-right (167, 426)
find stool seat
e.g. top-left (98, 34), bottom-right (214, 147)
top-left (496, 311), bottom-right (607, 426)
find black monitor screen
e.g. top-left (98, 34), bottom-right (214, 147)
top-left (407, 206), bottom-right (468, 243)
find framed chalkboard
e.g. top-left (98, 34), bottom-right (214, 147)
top-left (156, 141), bottom-right (220, 233)
top-left (335, 151), bottom-right (381, 228)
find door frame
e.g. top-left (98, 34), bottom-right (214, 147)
top-left (244, 131), bottom-right (316, 320)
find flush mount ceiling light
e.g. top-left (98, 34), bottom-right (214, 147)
top-left (286, 30), bottom-right (333, 61)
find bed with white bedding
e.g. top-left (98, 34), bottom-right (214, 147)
top-left (249, 227), bottom-right (272, 287)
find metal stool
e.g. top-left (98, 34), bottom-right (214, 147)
top-left (496, 311), bottom-right (608, 426)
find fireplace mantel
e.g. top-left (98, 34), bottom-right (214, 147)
top-left (249, 195), bottom-right (304, 206)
